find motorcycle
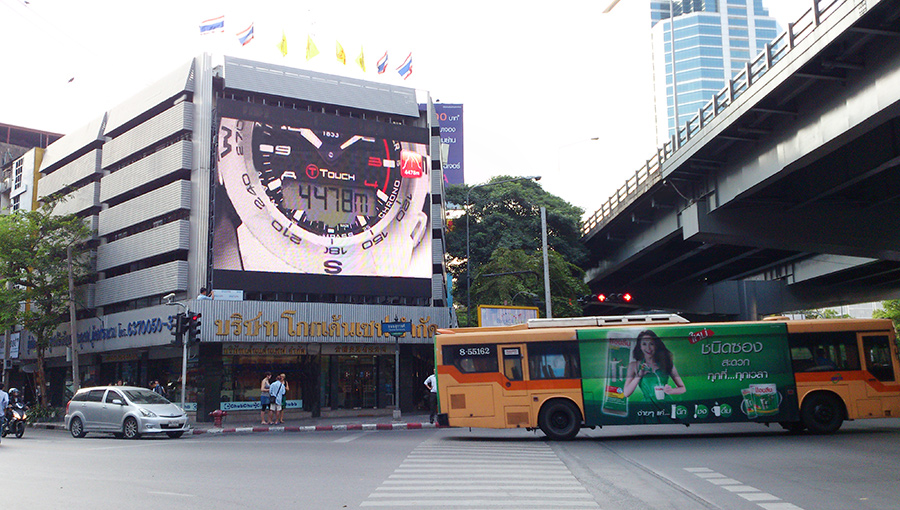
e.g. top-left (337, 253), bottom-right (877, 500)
top-left (2, 402), bottom-right (28, 438)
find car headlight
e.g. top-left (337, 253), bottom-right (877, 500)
top-left (139, 408), bottom-right (157, 418)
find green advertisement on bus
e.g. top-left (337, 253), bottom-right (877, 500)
top-left (578, 322), bottom-right (799, 426)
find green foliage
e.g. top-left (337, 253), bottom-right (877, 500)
top-left (799, 309), bottom-right (851, 319)
top-left (26, 404), bottom-right (61, 423)
top-left (469, 248), bottom-right (589, 322)
top-left (873, 300), bottom-right (900, 346)
top-left (0, 201), bottom-right (92, 405)
top-left (444, 177), bottom-right (588, 326)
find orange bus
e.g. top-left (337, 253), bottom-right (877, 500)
top-left (434, 315), bottom-right (900, 439)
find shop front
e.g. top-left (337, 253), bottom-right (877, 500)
top-left (190, 299), bottom-right (450, 421)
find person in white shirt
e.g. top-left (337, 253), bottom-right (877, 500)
top-left (423, 370), bottom-right (437, 423)
top-left (269, 374), bottom-right (288, 424)
top-left (197, 287), bottom-right (214, 300)
top-left (0, 382), bottom-right (9, 433)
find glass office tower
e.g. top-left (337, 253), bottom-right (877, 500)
top-left (651, 0), bottom-right (779, 142)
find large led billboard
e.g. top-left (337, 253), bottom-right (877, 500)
top-left (213, 99), bottom-right (432, 296)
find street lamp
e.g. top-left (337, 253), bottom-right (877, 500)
top-left (164, 293), bottom-right (189, 411)
top-left (465, 175), bottom-right (541, 327)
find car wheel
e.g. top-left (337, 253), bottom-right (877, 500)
top-left (538, 400), bottom-right (581, 441)
top-left (166, 431), bottom-right (185, 439)
top-left (801, 393), bottom-right (844, 434)
top-left (123, 417), bottom-right (141, 439)
top-left (70, 417), bottom-right (86, 438)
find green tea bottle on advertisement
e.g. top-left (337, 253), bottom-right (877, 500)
top-left (601, 338), bottom-right (632, 416)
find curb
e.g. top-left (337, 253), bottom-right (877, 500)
top-left (192, 422), bottom-right (438, 435)
top-left (31, 421), bottom-right (439, 435)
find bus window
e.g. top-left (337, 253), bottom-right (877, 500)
top-left (788, 331), bottom-right (861, 372)
top-left (528, 341), bottom-right (581, 379)
top-left (502, 347), bottom-right (523, 381)
top-left (862, 335), bottom-right (895, 382)
top-left (442, 344), bottom-right (498, 373)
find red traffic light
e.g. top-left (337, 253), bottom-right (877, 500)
top-left (621, 293), bottom-right (632, 302)
top-left (596, 294), bottom-right (607, 302)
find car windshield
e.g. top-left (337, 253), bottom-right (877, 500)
top-left (122, 389), bottom-right (171, 405)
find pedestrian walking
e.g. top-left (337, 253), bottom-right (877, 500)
top-left (424, 370), bottom-right (437, 423)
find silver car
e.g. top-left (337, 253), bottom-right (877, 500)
top-left (65, 386), bottom-right (190, 439)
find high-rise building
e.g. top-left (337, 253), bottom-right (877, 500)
top-left (651, 0), bottom-right (780, 142)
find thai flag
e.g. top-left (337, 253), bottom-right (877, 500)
top-left (396, 53), bottom-right (412, 80)
top-left (237, 23), bottom-right (254, 46)
top-left (200, 15), bottom-right (225, 35)
top-left (377, 52), bottom-right (388, 74)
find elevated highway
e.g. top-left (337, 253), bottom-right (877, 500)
top-left (581, 0), bottom-right (900, 319)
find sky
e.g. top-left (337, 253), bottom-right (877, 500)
top-left (0, 0), bottom-right (811, 217)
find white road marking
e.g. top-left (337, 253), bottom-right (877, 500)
top-left (685, 468), bottom-right (806, 510)
top-left (361, 440), bottom-right (599, 509)
top-left (334, 432), bottom-right (370, 443)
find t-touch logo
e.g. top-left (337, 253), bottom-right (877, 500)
top-left (400, 150), bottom-right (423, 178)
top-left (306, 164), bottom-right (319, 179)
top-left (689, 328), bottom-right (715, 344)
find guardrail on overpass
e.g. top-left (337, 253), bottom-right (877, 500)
top-left (582, 0), bottom-right (848, 237)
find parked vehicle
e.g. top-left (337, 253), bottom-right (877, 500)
top-left (2, 401), bottom-right (28, 438)
top-left (65, 386), bottom-right (190, 439)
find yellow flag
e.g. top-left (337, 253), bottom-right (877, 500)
top-left (306, 35), bottom-right (319, 61)
top-left (356, 46), bottom-right (365, 72)
top-left (278, 31), bottom-right (288, 57)
top-left (336, 41), bottom-right (346, 65)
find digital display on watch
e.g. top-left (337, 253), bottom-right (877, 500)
top-left (212, 99), bottom-right (432, 284)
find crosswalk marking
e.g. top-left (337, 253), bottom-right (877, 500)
top-left (684, 468), bottom-right (806, 510)
top-left (361, 440), bottom-right (599, 509)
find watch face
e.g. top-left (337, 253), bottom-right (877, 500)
top-left (252, 123), bottom-right (410, 238)
top-left (214, 109), bottom-right (431, 278)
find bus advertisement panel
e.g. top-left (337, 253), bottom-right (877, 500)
top-left (578, 322), bottom-right (800, 426)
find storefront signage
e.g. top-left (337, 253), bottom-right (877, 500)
top-left (102, 351), bottom-right (142, 363)
top-left (213, 311), bottom-right (439, 341)
top-left (223, 344), bottom-right (308, 356)
top-left (221, 400), bottom-right (302, 412)
top-left (320, 343), bottom-right (396, 355)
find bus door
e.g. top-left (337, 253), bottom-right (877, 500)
top-left (498, 344), bottom-right (531, 427)
top-left (853, 332), bottom-right (900, 418)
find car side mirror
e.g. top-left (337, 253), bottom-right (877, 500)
top-left (112, 399), bottom-right (124, 405)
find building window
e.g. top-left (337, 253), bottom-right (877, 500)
top-left (13, 159), bottom-right (23, 190)
top-left (11, 194), bottom-right (20, 212)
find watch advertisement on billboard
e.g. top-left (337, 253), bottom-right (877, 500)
top-left (213, 99), bottom-right (432, 294)
top-left (578, 322), bottom-right (799, 426)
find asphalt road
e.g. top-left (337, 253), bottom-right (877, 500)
top-left (3, 419), bottom-right (899, 509)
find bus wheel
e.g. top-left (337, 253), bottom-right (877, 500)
top-left (539, 400), bottom-right (580, 441)
top-left (801, 393), bottom-right (843, 434)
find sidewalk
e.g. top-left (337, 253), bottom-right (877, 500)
top-left (32, 411), bottom-right (439, 436)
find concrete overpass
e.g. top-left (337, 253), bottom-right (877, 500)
top-left (581, 0), bottom-right (900, 319)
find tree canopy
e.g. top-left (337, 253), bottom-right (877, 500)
top-left (444, 177), bottom-right (589, 326)
top-left (0, 202), bottom-right (91, 405)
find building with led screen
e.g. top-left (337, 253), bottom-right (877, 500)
top-left (25, 54), bottom-right (452, 419)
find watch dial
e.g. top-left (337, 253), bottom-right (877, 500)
top-left (252, 123), bottom-right (405, 237)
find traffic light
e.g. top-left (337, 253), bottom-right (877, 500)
top-left (171, 312), bottom-right (189, 345)
top-left (187, 312), bottom-right (202, 343)
top-left (582, 293), bottom-right (634, 304)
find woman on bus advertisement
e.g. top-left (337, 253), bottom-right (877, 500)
top-left (623, 330), bottom-right (686, 402)
top-left (581, 322), bottom-right (799, 426)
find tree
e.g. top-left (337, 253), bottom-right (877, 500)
top-left (444, 178), bottom-right (588, 325)
top-left (0, 202), bottom-right (91, 406)
top-left (468, 248), bottom-right (590, 325)
top-left (873, 300), bottom-right (900, 348)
